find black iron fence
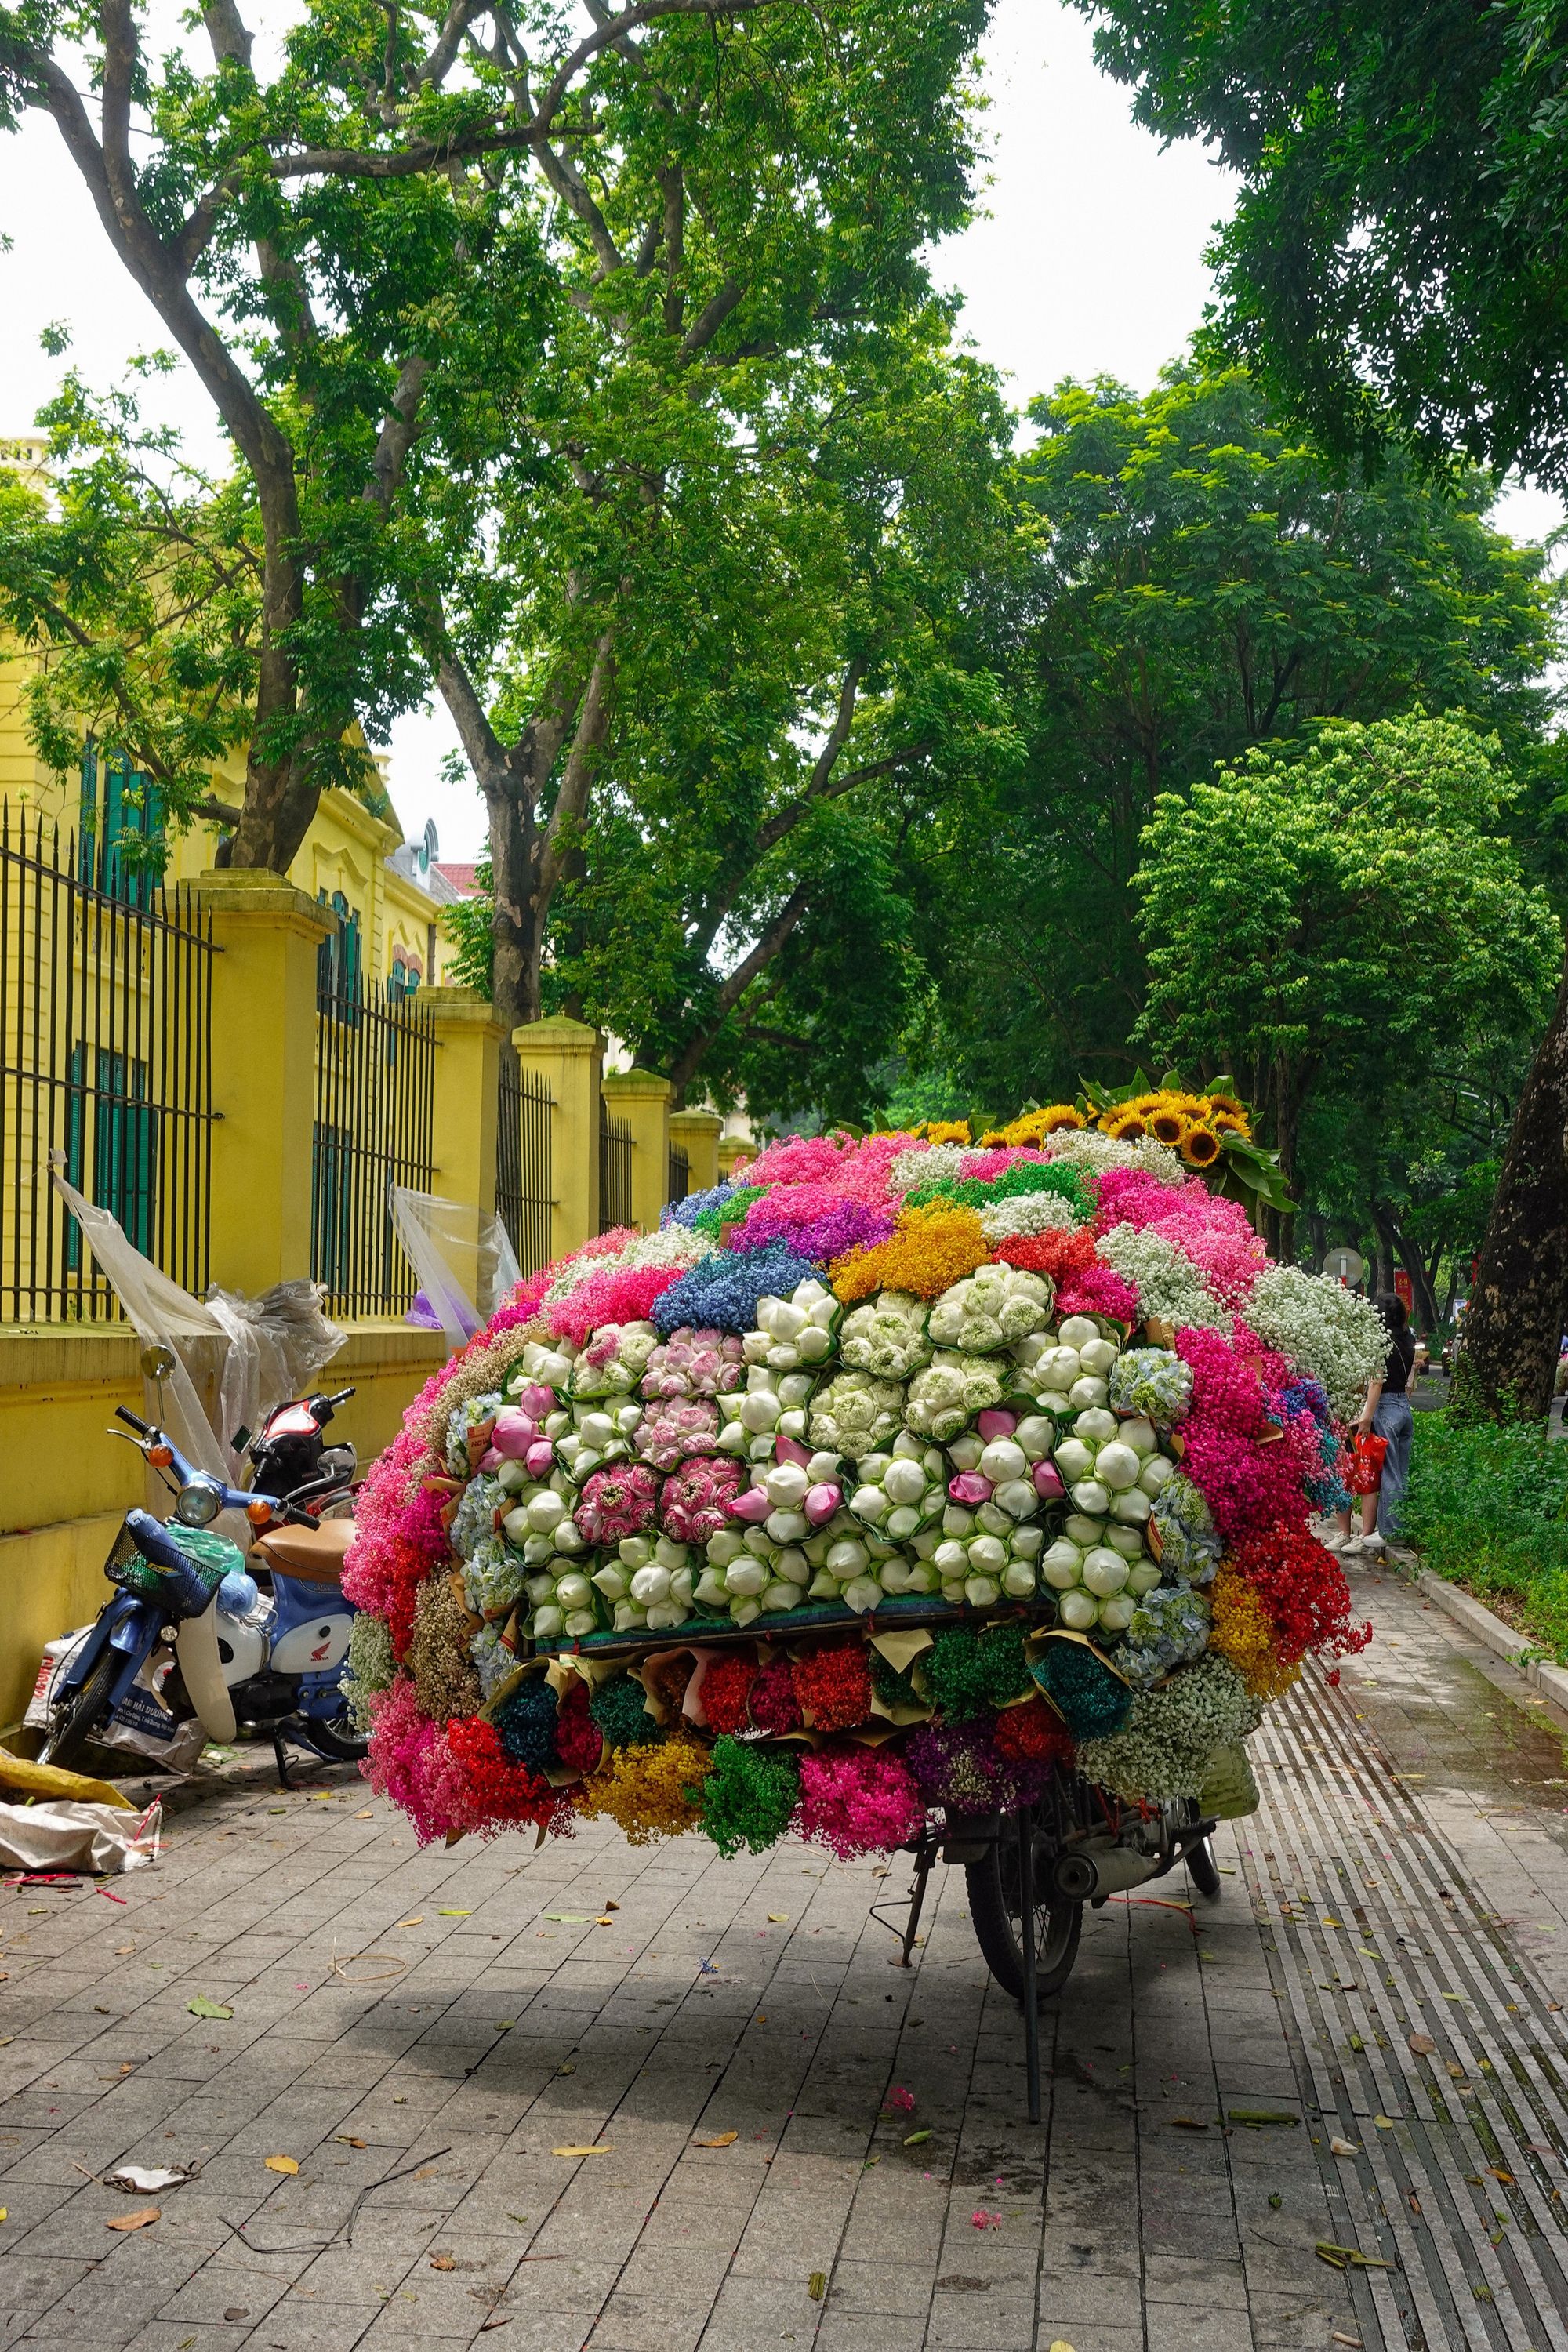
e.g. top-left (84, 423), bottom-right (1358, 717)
top-left (667, 1142), bottom-right (689, 1210)
top-left (600, 1096), bottom-right (633, 1233)
top-left (497, 1052), bottom-right (554, 1276)
top-left (312, 971), bottom-right (436, 1316)
top-left (0, 808), bottom-right (216, 1322)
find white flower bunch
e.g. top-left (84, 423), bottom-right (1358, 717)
top-left (1108, 1347), bottom-right (1194, 1426)
top-left (1051, 1404), bottom-right (1171, 1526)
top-left (463, 1531), bottom-right (528, 1620)
top-left (468, 1623), bottom-right (515, 1700)
top-left (555, 1400), bottom-right (641, 1483)
top-left (569, 1320), bottom-right (661, 1399)
top-left (497, 1471), bottom-right (590, 1570)
top-left (1149, 1472), bottom-right (1222, 1582)
top-left (742, 1277), bottom-right (839, 1371)
top-left (503, 1338), bottom-right (579, 1399)
top-left (846, 1434), bottom-right (948, 1542)
top-left (927, 1263), bottom-right (1053, 1352)
top-left (695, 1523), bottom-right (813, 1628)
top-left (449, 1472), bottom-right (506, 1560)
top-left (887, 1142), bottom-right (967, 1198)
top-left (718, 1366), bottom-right (818, 1460)
top-left (1116, 1583), bottom-right (1211, 1690)
top-left (800, 1517), bottom-right (941, 1615)
top-left (808, 1368), bottom-right (906, 1461)
top-left (931, 1509), bottom-right (1045, 1610)
top-left (1076, 1654), bottom-right (1259, 1801)
top-left (978, 1189), bottom-right (1080, 1243)
top-left (840, 1289), bottom-right (933, 1380)
top-left (1095, 1225), bottom-right (1227, 1330)
top-left (589, 1533), bottom-right (699, 1635)
top-left (1036, 1483), bottom-right (1160, 1633)
top-left (903, 1350), bottom-right (1005, 1440)
top-left (1246, 1264), bottom-right (1388, 1421)
top-left (1041, 1129), bottom-right (1186, 1185)
top-left (445, 1390), bottom-right (506, 1475)
top-left (1013, 1313), bottom-right (1123, 1414)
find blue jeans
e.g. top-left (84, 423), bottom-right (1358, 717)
top-left (1373, 1393), bottom-right (1414, 1541)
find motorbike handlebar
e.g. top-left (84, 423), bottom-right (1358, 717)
top-left (116, 1405), bottom-right (151, 1435)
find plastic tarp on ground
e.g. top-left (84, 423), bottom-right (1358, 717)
top-left (0, 1794), bottom-right (162, 1875)
top-left (390, 1185), bottom-right (521, 1353)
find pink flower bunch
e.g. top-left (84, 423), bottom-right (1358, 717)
top-left (641, 1327), bottom-right (745, 1399)
top-left (575, 1461), bottom-right (661, 1543)
top-left (957, 1145), bottom-right (1042, 1181)
top-left (1055, 1261), bottom-right (1139, 1323)
top-left (343, 1466), bottom-right (450, 1659)
top-left (1175, 1325), bottom-right (1311, 1541)
top-left (742, 1129), bottom-right (909, 1200)
top-left (635, 1396), bottom-right (721, 1469)
top-left (546, 1260), bottom-right (684, 1347)
top-left (363, 1676), bottom-right (471, 1846)
top-left (659, 1453), bottom-right (747, 1543)
top-left (796, 1741), bottom-right (926, 1859)
top-left (1095, 1171), bottom-right (1266, 1308)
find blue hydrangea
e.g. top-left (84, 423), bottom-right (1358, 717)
top-left (650, 1240), bottom-right (827, 1335)
top-left (662, 1179), bottom-right (745, 1231)
top-left (1117, 1584), bottom-right (1212, 1688)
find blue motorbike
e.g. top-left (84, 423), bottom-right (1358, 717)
top-left (38, 1361), bottom-right (365, 1785)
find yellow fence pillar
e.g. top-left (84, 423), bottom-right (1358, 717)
top-left (421, 989), bottom-right (506, 1218)
top-left (602, 1069), bottom-right (673, 1233)
top-left (184, 870), bottom-right (333, 1294)
top-left (670, 1109), bottom-right (723, 1196)
top-left (718, 1134), bottom-right (758, 1185)
top-left (514, 1015), bottom-right (604, 1260)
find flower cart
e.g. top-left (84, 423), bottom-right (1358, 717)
top-left (342, 1097), bottom-right (1385, 2116)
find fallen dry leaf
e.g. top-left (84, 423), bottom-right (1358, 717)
top-left (552, 2145), bottom-right (612, 2158)
top-left (1486, 2168), bottom-right (1515, 2186)
top-left (354, 1809), bottom-right (374, 1819)
top-left (602, 1900), bottom-right (619, 1911)
top-left (595, 1918), bottom-right (613, 1927)
top-left (114, 1945), bottom-right (135, 1957)
top-left (694, 2132), bottom-right (739, 2147)
top-left (768, 1913), bottom-right (789, 1923)
top-left (105, 2206), bottom-right (160, 2232)
top-left (1330, 2138), bottom-right (1361, 2158)
top-left (1408, 2034), bottom-right (1437, 2057)
top-left (335, 2136), bottom-right (367, 2149)
top-left (263, 2156), bottom-right (299, 2176)
top-left (397, 1917), bottom-right (424, 1929)
top-left (430, 2256), bottom-right (456, 2271)
top-left (808, 2274), bottom-right (826, 2303)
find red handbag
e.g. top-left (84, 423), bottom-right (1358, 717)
top-left (1347, 1432), bottom-right (1388, 1496)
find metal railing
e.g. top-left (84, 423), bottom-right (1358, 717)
top-left (312, 971), bottom-right (436, 1316)
top-left (0, 808), bottom-right (216, 1322)
top-left (599, 1096), bottom-right (633, 1233)
top-left (497, 1052), bottom-right (554, 1276)
top-left (667, 1142), bottom-right (689, 1210)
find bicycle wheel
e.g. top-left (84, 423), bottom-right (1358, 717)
top-left (1178, 1799), bottom-right (1222, 1900)
top-left (965, 1833), bottom-right (1082, 2005)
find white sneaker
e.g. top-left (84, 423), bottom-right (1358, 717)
top-left (1361, 1531), bottom-right (1386, 1553)
top-left (1321, 1530), bottom-right (1349, 1552)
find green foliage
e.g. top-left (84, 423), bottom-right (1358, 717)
top-left (698, 1737), bottom-right (800, 1859)
top-left (1073, 0), bottom-right (1568, 491)
top-left (1131, 711), bottom-right (1562, 1191)
top-left (1403, 1412), bottom-right (1568, 1663)
top-left (907, 368), bottom-right (1559, 1116)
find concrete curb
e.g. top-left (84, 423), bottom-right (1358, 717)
top-left (1393, 1553), bottom-right (1568, 1720)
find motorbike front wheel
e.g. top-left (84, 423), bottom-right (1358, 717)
top-left (966, 1834), bottom-right (1083, 2005)
top-left (37, 1648), bottom-right (121, 1771)
top-left (300, 1705), bottom-right (369, 1763)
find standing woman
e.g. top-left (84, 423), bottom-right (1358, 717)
top-left (1330, 1294), bottom-right (1416, 1555)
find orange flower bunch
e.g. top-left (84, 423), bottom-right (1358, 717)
top-left (830, 1201), bottom-right (990, 1303)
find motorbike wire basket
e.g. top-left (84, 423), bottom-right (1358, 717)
top-left (335, 1112), bottom-right (1377, 2111)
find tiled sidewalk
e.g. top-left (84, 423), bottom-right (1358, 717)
top-left (5, 1559), bottom-right (1568, 2352)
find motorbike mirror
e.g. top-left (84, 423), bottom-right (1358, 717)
top-left (174, 1475), bottom-right (224, 1528)
top-left (140, 1343), bottom-right (176, 1380)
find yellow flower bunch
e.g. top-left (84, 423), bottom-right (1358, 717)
top-left (1208, 1565), bottom-right (1300, 1703)
top-left (980, 1104), bottom-right (1086, 1147)
top-left (574, 1732), bottom-right (713, 1846)
top-left (923, 1120), bottom-right (972, 1146)
top-left (831, 1201), bottom-right (990, 1303)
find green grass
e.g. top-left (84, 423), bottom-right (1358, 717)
top-left (1403, 1411), bottom-right (1568, 1661)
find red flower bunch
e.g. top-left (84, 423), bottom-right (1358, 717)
top-left (1176, 1327), bottom-right (1312, 1543)
top-left (992, 1697), bottom-right (1075, 1768)
top-left (1229, 1522), bottom-right (1372, 1663)
top-left (749, 1655), bottom-right (804, 1735)
top-left (994, 1227), bottom-right (1098, 1283)
top-left (698, 1650), bottom-right (757, 1735)
top-left (553, 1678), bottom-right (605, 1773)
top-left (793, 1642), bottom-right (872, 1732)
top-left (445, 1715), bottom-right (566, 1835)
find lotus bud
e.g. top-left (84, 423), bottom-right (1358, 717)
top-left (1127, 1559), bottom-right (1163, 1596)
top-left (1014, 1415), bottom-right (1054, 1462)
top-left (804, 1480), bottom-right (842, 1527)
top-left (760, 1581), bottom-right (797, 1611)
top-left (742, 1526), bottom-right (773, 1560)
top-left (964, 1574), bottom-right (1001, 1609)
top-left (592, 1563), bottom-right (630, 1601)
top-left (806, 1570), bottom-right (840, 1601)
top-left (1069, 1377), bottom-right (1109, 1410)
top-left (976, 1502), bottom-right (1012, 1538)
top-left (500, 1505), bottom-right (531, 1547)
top-left (881, 1457), bottom-right (927, 1506)
top-left (766, 1508), bottom-right (809, 1543)
top-left (577, 1410), bottom-right (615, 1447)
top-left (630, 1563), bottom-right (672, 1606)
top-left (1138, 1454), bottom-right (1176, 1495)
top-left (695, 1570), bottom-right (729, 1606)
top-left (1081, 1548), bottom-right (1130, 1596)
top-left (942, 1503), bottom-right (975, 1537)
top-left (1079, 1336), bottom-right (1120, 1376)
top-left (1105, 1525), bottom-right (1145, 1559)
top-left (850, 1485), bottom-right (891, 1525)
top-left (524, 1571), bottom-right (557, 1605)
top-left (728, 1485), bottom-right (773, 1524)
top-left (724, 1557), bottom-right (768, 1598)
top-left (1096, 1592), bottom-right (1135, 1633)
top-left (739, 1390), bottom-right (782, 1432)
top-left (797, 1323), bottom-right (833, 1362)
top-left (524, 1440), bottom-right (556, 1479)
top-left (706, 1528), bottom-right (745, 1565)
top-left (978, 1438), bottom-right (1027, 1484)
top-left (531, 1604), bottom-right (564, 1639)
top-left (1094, 1442), bottom-right (1142, 1492)
top-left (841, 1576), bottom-right (882, 1615)
top-left (968, 1534), bottom-right (1007, 1575)
top-left (1075, 1406), bottom-right (1118, 1445)
top-left (1069, 1479), bottom-right (1111, 1516)
top-left (947, 1434), bottom-right (985, 1472)
top-left (934, 1538), bottom-right (968, 1578)
top-left (653, 1536), bottom-right (690, 1570)
top-left (612, 1600), bottom-right (648, 1632)
top-left (543, 1410), bottom-right (570, 1438)
top-left (1112, 1487), bottom-right (1153, 1523)
top-left (525, 1490), bottom-right (565, 1533)
top-left (1119, 1415), bottom-right (1158, 1455)
top-left (826, 1536), bottom-right (869, 1578)
top-left (993, 1478), bottom-right (1037, 1522)
top-left (764, 1461), bottom-right (810, 1510)
top-left (1033, 1461), bottom-right (1066, 1503)
top-left (517, 1382), bottom-right (556, 1420)
top-left (522, 1534), bottom-right (555, 1566)
top-left (948, 1472), bottom-right (993, 1506)
top-left (774, 1547), bottom-right (810, 1585)
top-left (1002, 1560), bottom-right (1037, 1599)
top-left (1040, 1541), bottom-right (1083, 1590)
top-left (775, 1434), bottom-right (813, 1468)
top-left (554, 1572), bottom-right (593, 1611)
top-left (885, 1504), bottom-right (922, 1541)
top-left (976, 1409), bottom-right (1018, 1443)
top-left (877, 1555), bottom-right (914, 1595)
top-left (670, 1566), bottom-right (695, 1607)
top-left (1056, 1588), bottom-right (1098, 1631)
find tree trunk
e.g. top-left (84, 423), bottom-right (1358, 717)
top-left (1457, 947), bottom-right (1568, 1419)
top-left (1368, 1204), bottom-right (1399, 1296)
top-left (1308, 1212), bottom-right (1328, 1273)
top-left (1391, 1221), bottom-right (1441, 1336)
top-left (485, 782), bottom-right (542, 1034)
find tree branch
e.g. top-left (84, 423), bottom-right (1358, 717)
top-left (536, 633), bottom-right (616, 903)
top-left (666, 883), bottom-right (811, 1097)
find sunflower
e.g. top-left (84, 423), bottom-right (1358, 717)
top-left (1210, 1111), bottom-right (1250, 1139)
top-left (1103, 1109), bottom-right (1149, 1141)
top-left (1181, 1123), bottom-right (1223, 1168)
top-left (1129, 1092), bottom-right (1166, 1114)
top-left (1148, 1108), bottom-right (1189, 1147)
top-left (1204, 1093), bottom-right (1246, 1120)
top-left (925, 1120), bottom-right (971, 1146)
top-left (1039, 1104), bottom-right (1086, 1134)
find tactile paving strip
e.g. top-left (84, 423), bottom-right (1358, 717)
top-left (1247, 1665), bottom-right (1568, 2350)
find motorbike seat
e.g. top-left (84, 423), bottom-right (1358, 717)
top-left (253, 1519), bottom-right (356, 1584)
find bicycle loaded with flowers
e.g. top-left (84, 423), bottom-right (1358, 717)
top-left (341, 1093), bottom-right (1384, 2020)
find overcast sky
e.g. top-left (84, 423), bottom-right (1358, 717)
top-left (3, 0), bottom-right (1561, 859)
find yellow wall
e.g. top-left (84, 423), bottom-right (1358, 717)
top-left (0, 1318), bottom-right (445, 1736)
top-left (0, 664), bottom-right (452, 988)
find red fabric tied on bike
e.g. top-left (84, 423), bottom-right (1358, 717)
top-left (1346, 1433), bottom-right (1388, 1495)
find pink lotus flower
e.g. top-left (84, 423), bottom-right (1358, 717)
top-left (727, 1485), bottom-right (773, 1525)
top-left (775, 1435), bottom-right (813, 1468)
top-left (660, 1454), bottom-right (746, 1545)
top-left (804, 1481), bottom-right (842, 1526)
top-left (489, 1406), bottom-right (539, 1457)
top-left (575, 1462), bottom-right (660, 1544)
top-left (976, 1410), bottom-right (1018, 1443)
top-left (641, 1327), bottom-right (746, 1400)
top-left (516, 1382), bottom-right (556, 1420)
top-left (525, 1439), bottom-right (556, 1479)
top-left (949, 1472), bottom-right (993, 1505)
top-left (636, 1396), bottom-right (721, 1470)
top-left (1032, 1461), bottom-right (1065, 1501)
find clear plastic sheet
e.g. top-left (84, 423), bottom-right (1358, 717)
top-left (389, 1185), bottom-right (521, 1353)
